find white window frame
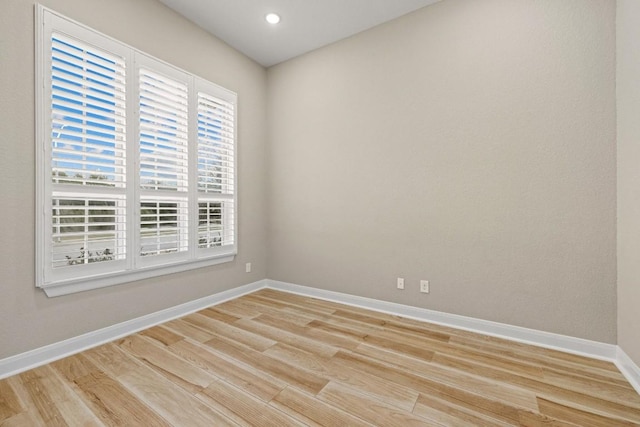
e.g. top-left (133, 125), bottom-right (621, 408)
top-left (36, 5), bottom-right (237, 297)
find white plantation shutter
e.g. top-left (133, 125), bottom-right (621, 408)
top-left (198, 200), bottom-right (235, 248)
top-left (51, 34), bottom-right (126, 187)
top-left (197, 89), bottom-right (236, 251)
top-left (137, 59), bottom-right (190, 262)
top-left (51, 197), bottom-right (126, 269)
top-left (140, 200), bottom-right (188, 256)
top-left (197, 93), bottom-right (234, 194)
top-left (139, 68), bottom-right (189, 192)
top-left (37, 7), bottom-right (237, 295)
top-left (43, 21), bottom-right (129, 286)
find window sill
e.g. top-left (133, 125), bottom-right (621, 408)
top-left (38, 253), bottom-right (236, 297)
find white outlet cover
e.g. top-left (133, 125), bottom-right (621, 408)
top-left (397, 278), bottom-right (405, 290)
top-left (420, 280), bottom-right (429, 293)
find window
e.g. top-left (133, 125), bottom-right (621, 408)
top-left (36, 6), bottom-right (237, 296)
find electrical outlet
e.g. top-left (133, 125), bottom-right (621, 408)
top-left (245, 262), bottom-right (252, 273)
top-left (420, 280), bottom-right (429, 293)
top-left (397, 277), bottom-right (405, 290)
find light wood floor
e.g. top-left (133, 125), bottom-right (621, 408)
top-left (1, 289), bottom-right (639, 426)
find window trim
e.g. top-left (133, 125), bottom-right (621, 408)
top-left (36, 5), bottom-right (238, 297)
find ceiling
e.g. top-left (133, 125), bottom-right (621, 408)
top-left (157, 0), bottom-right (441, 67)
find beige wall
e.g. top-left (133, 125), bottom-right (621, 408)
top-left (617, 0), bottom-right (640, 366)
top-left (267, 0), bottom-right (617, 342)
top-left (0, 0), bottom-right (625, 361)
top-left (0, 0), bottom-right (268, 359)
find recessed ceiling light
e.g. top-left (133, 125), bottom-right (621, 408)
top-left (265, 13), bottom-right (281, 24)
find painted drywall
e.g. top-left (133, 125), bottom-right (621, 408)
top-left (0, 0), bottom-right (267, 359)
top-left (267, 0), bottom-right (617, 342)
top-left (617, 0), bottom-right (640, 366)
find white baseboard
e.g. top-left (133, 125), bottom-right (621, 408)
top-left (266, 279), bottom-right (618, 362)
top-left (2, 277), bottom-right (637, 397)
top-left (0, 280), bottom-right (267, 380)
top-left (616, 347), bottom-right (640, 395)
top-left (266, 279), bottom-right (640, 394)
top-left (265, 280), bottom-right (640, 394)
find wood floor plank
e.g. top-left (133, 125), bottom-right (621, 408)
top-left (253, 313), bottom-right (361, 351)
top-left (540, 364), bottom-right (636, 392)
top-left (332, 309), bottom-right (453, 344)
top-left (279, 303), bottom-right (336, 322)
top-left (445, 340), bottom-right (633, 394)
top-left (326, 305), bottom-right (621, 386)
top-left (361, 332), bottom-right (436, 361)
top-left (198, 307), bottom-right (245, 323)
top-left (84, 342), bottom-right (144, 378)
top-left (448, 334), bottom-right (628, 384)
top-left (251, 290), bottom-right (338, 316)
top-left (317, 381), bottom-right (440, 427)
top-left (51, 353), bottom-right (100, 382)
top-left (355, 341), bottom-right (447, 372)
top-left (270, 386), bottom-right (374, 427)
top-left (431, 352), bottom-right (640, 423)
top-left (163, 318), bottom-right (217, 343)
top-left (2, 289), bottom-right (638, 426)
top-left (434, 344), bottom-right (545, 379)
top-left (537, 396), bottom-right (640, 427)
top-left (117, 367), bottom-right (238, 426)
top-left (413, 392), bottom-right (515, 427)
top-left (307, 317), bottom-right (375, 340)
top-left (140, 325), bottom-right (184, 347)
top-left (2, 376), bottom-right (48, 426)
top-left (221, 298), bottom-right (316, 327)
top-left (239, 300), bottom-right (324, 327)
top-left (332, 349), bottom-right (539, 424)
top-left (203, 334), bottom-right (330, 395)
top-left (167, 338), bottom-right (287, 401)
top-left (117, 334), bottom-right (215, 394)
top-left (183, 312), bottom-right (277, 351)
top-left (196, 379), bottom-right (303, 426)
top-left (264, 342), bottom-right (420, 412)
top-left (353, 343), bottom-right (539, 413)
top-left (31, 365), bottom-right (104, 427)
top-left (213, 299), bottom-right (265, 319)
top-left (369, 327), bottom-right (550, 378)
top-left (11, 364), bottom-right (105, 427)
top-left (242, 292), bottom-right (292, 309)
top-left (541, 367), bottom-right (640, 405)
top-left (515, 411), bottom-right (582, 427)
top-left (236, 294), bottom-right (323, 325)
top-left (0, 409), bottom-right (48, 427)
top-left (198, 307), bottom-right (242, 324)
top-left (233, 316), bottom-right (338, 358)
top-left (73, 370), bottom-right (169, 426)
top-left (0, 377), bottom-right (24, 422)
top-left (17, 368), bottom-right (68, 426)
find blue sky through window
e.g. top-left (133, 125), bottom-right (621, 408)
top-left (51, 35), bottom-right (124, 185)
